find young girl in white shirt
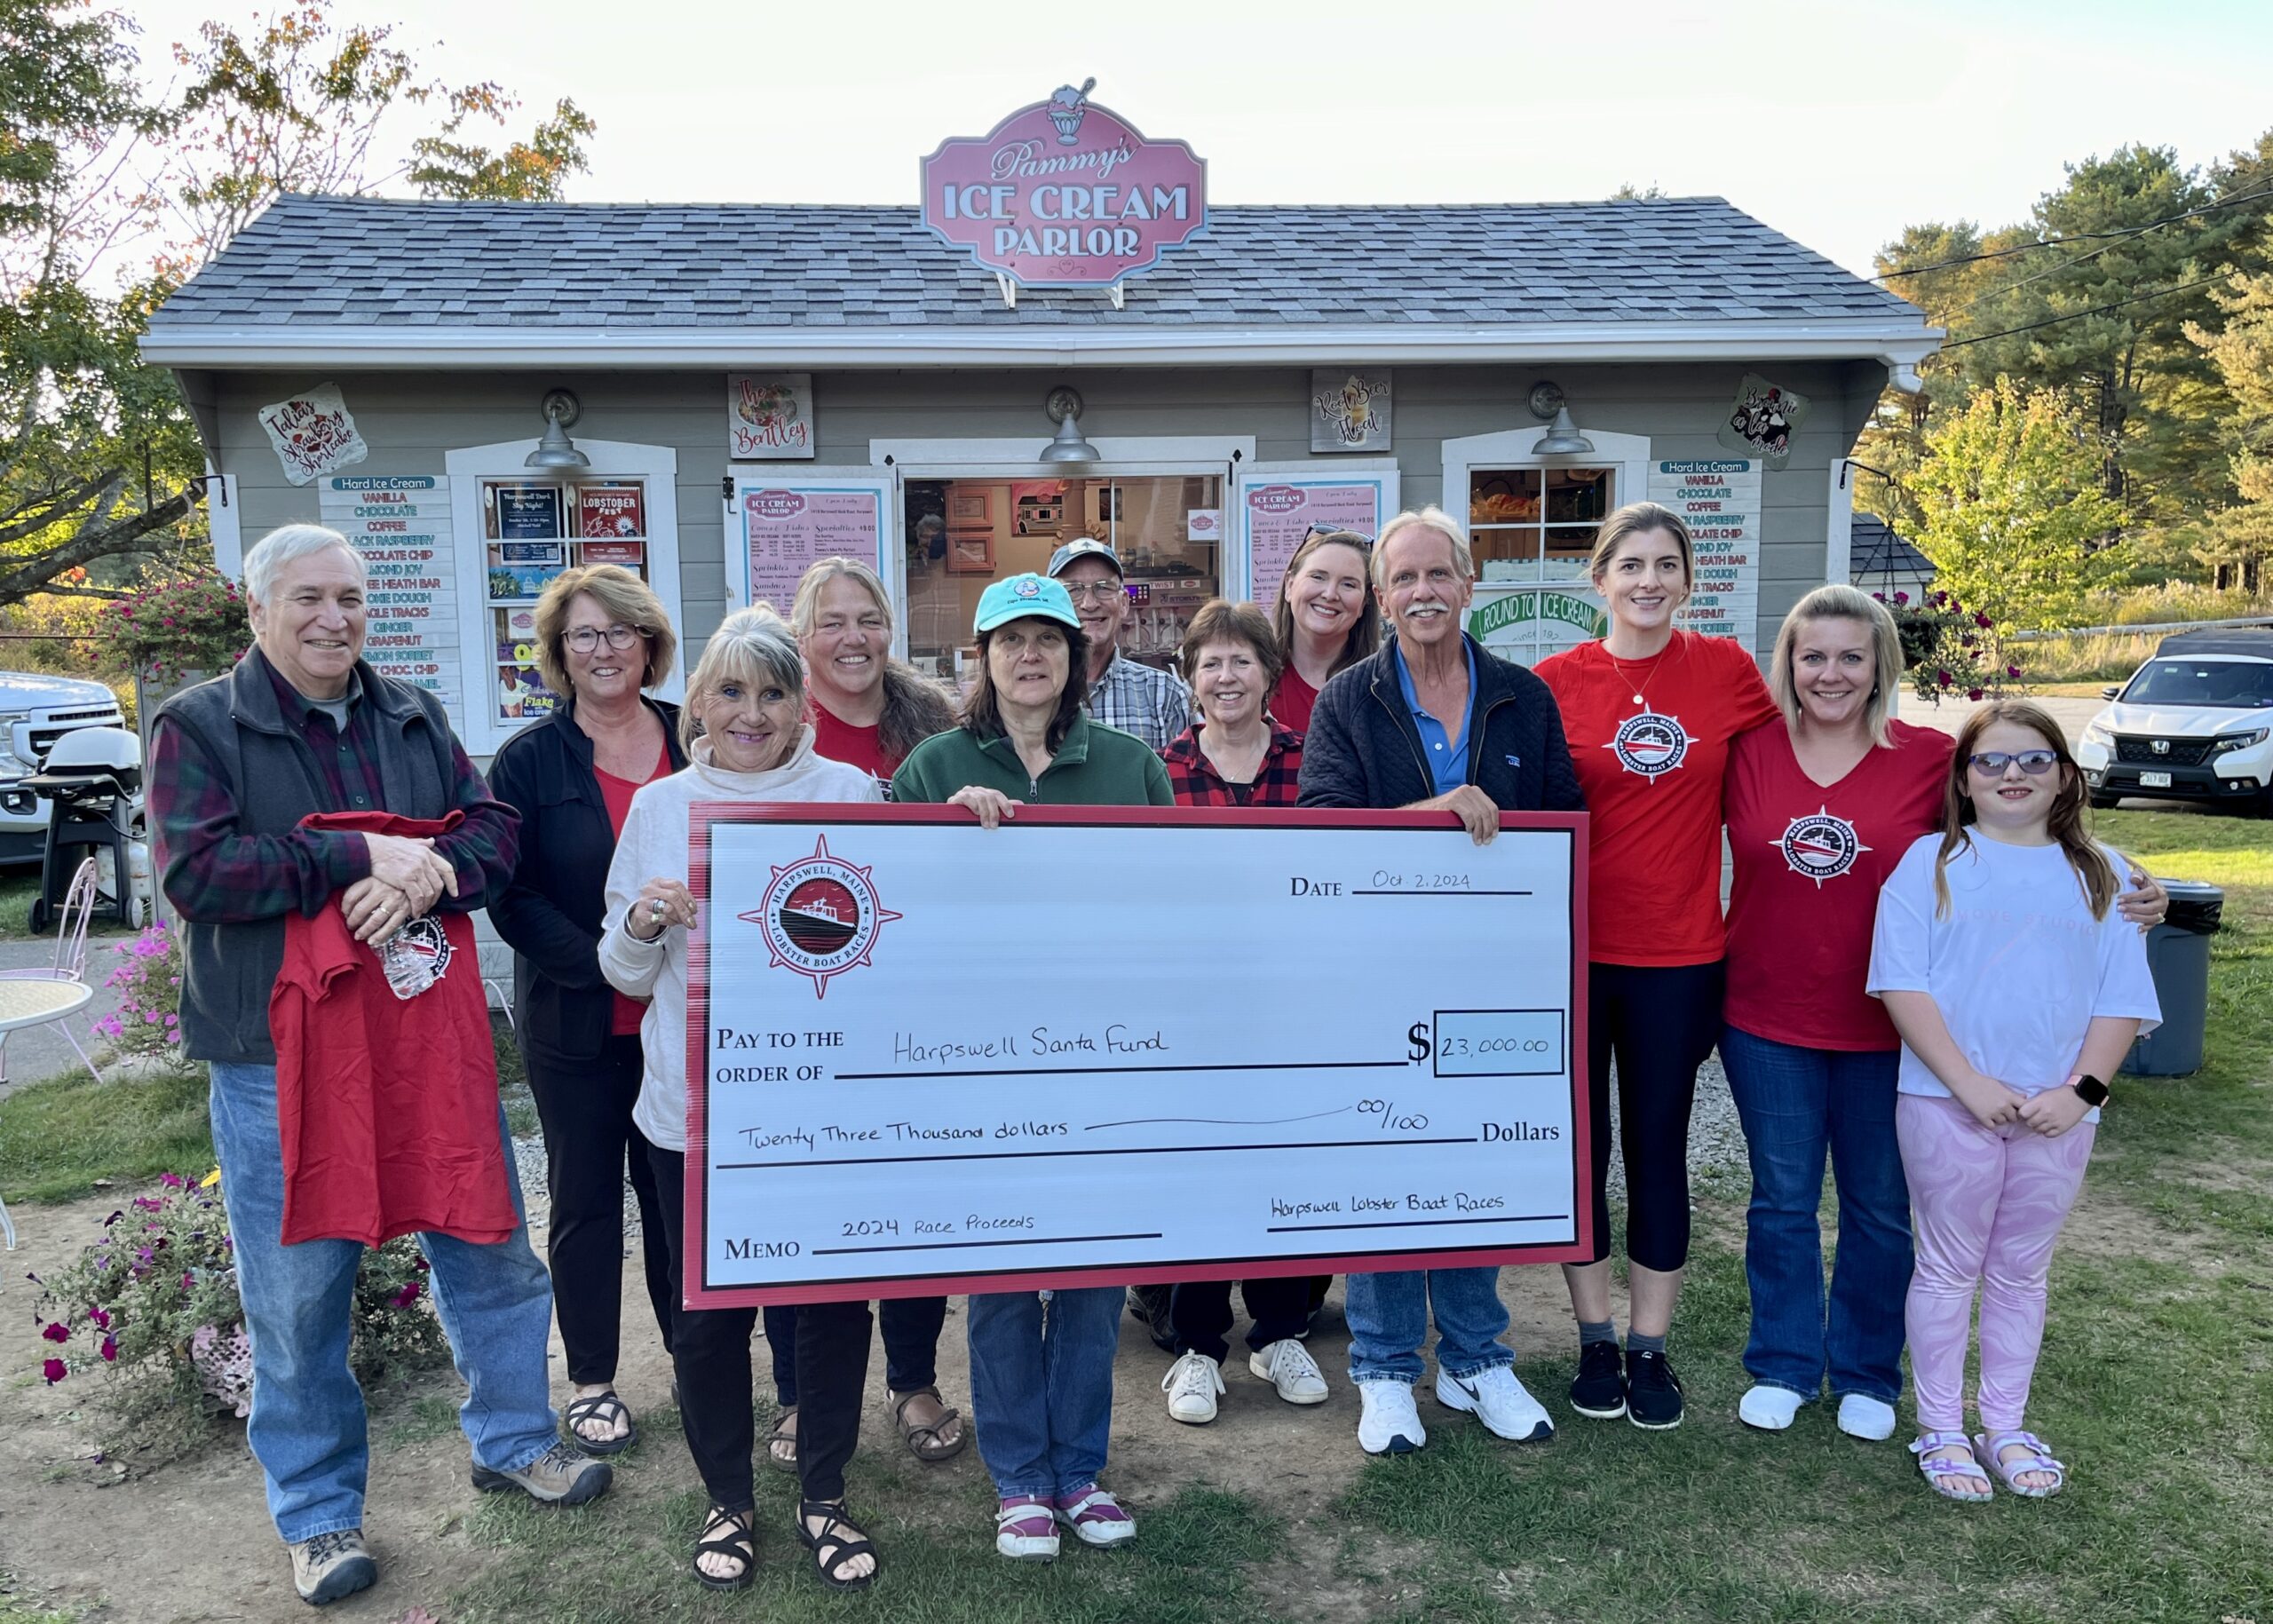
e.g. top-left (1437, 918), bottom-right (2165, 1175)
top-left (1866, 700), bottom-right (2159, 1502)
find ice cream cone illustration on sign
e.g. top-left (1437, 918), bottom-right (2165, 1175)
top-left (1049, 78), bottom-right (1096, 144)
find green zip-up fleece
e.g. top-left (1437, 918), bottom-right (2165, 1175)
top-left (891, 715), bottom-right (1174, 807)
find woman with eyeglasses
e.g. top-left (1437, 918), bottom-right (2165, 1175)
top-left (488, 565), bottom-right (685, 1458)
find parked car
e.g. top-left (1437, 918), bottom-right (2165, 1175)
top-left (0, 672), bottom-right (131, 865)
top-left (2078, 628), bottom-right (2273, 815)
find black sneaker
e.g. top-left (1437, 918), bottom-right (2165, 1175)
top-left (1625, 1349), bottom-right (1685, 1430)
top-left (1568, 1340), bottom-right (1628, 1419)
top-left (1126, 1284), bottom-right (1177, 1352)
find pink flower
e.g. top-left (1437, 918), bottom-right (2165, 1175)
top-left (99, 1335), bottom-right (118, 1362)
top-left (133, 1196), bottom-right (162, 1212)
top-left (2007, 664), bottom-right (2024, 679)
top-left (180, 1271), bottom-right (196, 1290)
top-left (1936, 669), bottom-right (1953, 688)
top-left (42, 1321), bottom-right (69, 1343)
top-left (160, 1173), bottom-right (186, 1189)
top-left (89, 1307), bottom-right (111, 1329)
top-left (43, 1359), bottom-right (67, 1383)
top-left (1975, 612), bottom-right (1993, 630)
top-left (1892, 590), bottom-right (1910, 605)
top-left (391, 1282), bottom-right (423, 1309)
top-left (1968, 688), bottom-right (1984, 701)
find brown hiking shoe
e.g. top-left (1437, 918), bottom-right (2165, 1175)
top-left (290, 1528), bottom-right (376, 1605)
top-left (471, 1442), bottom-right (613, 1507)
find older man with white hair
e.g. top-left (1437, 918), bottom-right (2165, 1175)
top-left (150, 524), bottom-right (608, 1607)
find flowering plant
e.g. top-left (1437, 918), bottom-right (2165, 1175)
top-left (32, 1173), bottom-right (451, 1460)
top-left (89, 923), bottom-right (186, 1063)
top-left (96, 570), bottom-right (249, 685)
top-left (1874, 588), bottom-right (2025, 704)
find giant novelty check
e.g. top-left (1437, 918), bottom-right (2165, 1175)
top-left (683, 806), bottom-right (1590, 1307)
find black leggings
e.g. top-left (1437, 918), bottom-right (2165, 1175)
top-left (649, 1147), bottom-right (871, 1508)
top-left (1586, 960), bottom-right (1725, 1272)
top-left (762, 1296), bottom-right (947, 1406)
top-left (521, 1034), bottom-right (674, 1383)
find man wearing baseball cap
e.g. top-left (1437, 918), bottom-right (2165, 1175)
top-left (1046, 537), bottom-right (1192, 752)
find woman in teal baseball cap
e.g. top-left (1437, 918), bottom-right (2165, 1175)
top-left (890, 573), bottom-right (1169, 1561)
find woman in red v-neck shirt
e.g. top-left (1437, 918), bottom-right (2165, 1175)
top-left (1532, 502), bottom-right (1780, 1431)
top-left (1721, 586), bottom-right (2164, 1444)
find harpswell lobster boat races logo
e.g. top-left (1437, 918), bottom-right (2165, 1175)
top-left (742, 835), bottom-right (901, 999)
top-left (1774, 809), bottom-right (1869, 886)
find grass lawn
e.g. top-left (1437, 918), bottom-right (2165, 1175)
top-left (0, 870), bottom-right (141, 944)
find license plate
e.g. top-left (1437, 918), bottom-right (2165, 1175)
top-left (2140, 771), bottom-right (2173, 788)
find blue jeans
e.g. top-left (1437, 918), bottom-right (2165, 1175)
top-left (1344, 1267), bottom-right (1513, 1385)
top-left (209, 1061), bottom-right (560, 1543)
top-left (1720, 1026), bottom-right (1913, 1405)
top-left (965, 1287), bottom-right (1120, 1498)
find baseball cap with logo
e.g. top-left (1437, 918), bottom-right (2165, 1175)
top-left (1046, 537), bottom-right (1123, 580)
top-left (974, 572), bottom-right (1081, 635)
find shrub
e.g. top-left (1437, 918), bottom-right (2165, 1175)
top-left (89, 924), bottom-right (186, 1064)
top-left (32, 1172), bottom-right (453, 1461)
top-left (96, 571), bottom-right (249, 685)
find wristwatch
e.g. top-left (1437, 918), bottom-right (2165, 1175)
top-left (2068, 1073), bottom-right (2111, 1108)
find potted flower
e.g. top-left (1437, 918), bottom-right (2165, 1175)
top-left (1873, 589), bottom-right (2024, 704)
top-left (97, 570), bottom-right (251, 728)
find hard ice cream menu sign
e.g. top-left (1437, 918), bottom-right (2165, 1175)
top-left (739, 485), bottom-right (887, 614)
top-left (1651, 459), bottom-right (1762, 654)
top-left (319, 475), bottom-right (460, 722)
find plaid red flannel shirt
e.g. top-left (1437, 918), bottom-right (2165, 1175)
top-left (1160, 721), bottom-right (1306, 808)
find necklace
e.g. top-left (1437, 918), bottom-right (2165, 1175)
top-left (1604, 633), bottom-right (1681, 709)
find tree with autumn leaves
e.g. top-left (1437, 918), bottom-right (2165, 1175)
top-left (0, 0), bottom-right (597, 608)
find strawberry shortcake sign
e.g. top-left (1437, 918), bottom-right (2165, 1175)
top-left (920, 80), bottom-right (1208, 289)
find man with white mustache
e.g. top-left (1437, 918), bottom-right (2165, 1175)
top-left (1296, 506), bottom-right (1584, 1458)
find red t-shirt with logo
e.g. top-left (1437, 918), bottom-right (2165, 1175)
top-left (1271, 666), bottom-right (1319, 734)
top-left (270, 811), bottom-right (519, 1248)
top-left (811, 705), bottom-right (898, 781)
top-left (1723, 717), bottom-right (1955, 1050)
top-left (1533, 631), bottom-right (1780, 966)
top-left (597, 736), bottom-right (674, 1036)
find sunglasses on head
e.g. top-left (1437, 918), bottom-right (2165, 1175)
top-left (1967, 749), bottom-right (2060, 776)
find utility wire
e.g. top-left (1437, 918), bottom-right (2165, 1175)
top-left (1873, 183), bottom-right (2273, 282)
top-left (1935, 273), bottom-right (2229, 351)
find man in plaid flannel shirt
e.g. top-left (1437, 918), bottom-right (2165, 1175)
top-left (1046, 537), bottom-right (1191, 751)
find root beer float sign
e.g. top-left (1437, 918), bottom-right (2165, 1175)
top-left (919, 79), bottom-right (1208, 288)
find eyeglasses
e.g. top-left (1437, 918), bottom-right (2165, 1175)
top-left (1967, 749), bottom-right (2060, 776)
top-left (1062, 582), bottom-right (1128, 603)
top-left (565, 624), bottom-right (647, 653)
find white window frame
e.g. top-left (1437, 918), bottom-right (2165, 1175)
top-left (444, 437), bottom-right (685, 757)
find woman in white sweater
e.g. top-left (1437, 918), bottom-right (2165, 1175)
top-left (598, 606), bottom-right (883, 1594)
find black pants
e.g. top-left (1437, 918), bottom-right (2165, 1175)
top-left (1169, 1276), bottom-right (1313, 1365)
top-left (522, 1033), bottom-right (673, 1382)
top-left (649, 1147), bottom-right (871, 1508)
top-left (763, 1296), bottom-right (946, 1406)
top-left (1586, 960), bottom-right (1725, 1272)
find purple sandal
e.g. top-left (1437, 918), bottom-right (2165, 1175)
top-left (1975, 1430), bottom-right (2066, 1498)
top-left (995, 1495), bottom-right (1059, 1562)
top-left (1909, 1430), bottom-right (1994, 1502)
top-left (1054, 1485), bottom-right (1136, 1547)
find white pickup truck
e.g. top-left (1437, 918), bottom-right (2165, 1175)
top-left (0, 671), bottom-right (131, 864)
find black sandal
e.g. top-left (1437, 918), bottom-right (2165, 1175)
top-left (798, 1500), bottom-right (879, 1593)
top-left (562, 1390), bottom-right (638, 1456)
top-left (693, 1506), bottom-right (756, 1592)
top-left (765, 1406), bottom-right (799, 1474)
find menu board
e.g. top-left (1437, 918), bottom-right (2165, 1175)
top-left (1233, 468), bottom-right (1398, 613)
top-left (733, 478), bottom-right (890, 614)
top-left (1651, 459), bottom-right (1762, 653)
top-left (319, 474), bottom-right (461, 724)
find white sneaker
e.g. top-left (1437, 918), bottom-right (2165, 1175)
top-left (1739, 1384), bottom-right (1805, 1431)
top-left (1837, 1393), bottom-right (1897, 1441)
top-left (1435, 1365), bottom-right (1555, 1442)
top-left (1355, 1379), bottom-right (1427, 1454)
top-left (1161, 1351), bottom-right (1224, 1424)
top-left (1249, 1338), bottom-right (1329, 1405)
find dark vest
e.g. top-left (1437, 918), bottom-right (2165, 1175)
top-left (154, 651), bottom-right (460, 1064)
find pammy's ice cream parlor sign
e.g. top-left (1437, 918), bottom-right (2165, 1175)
top-left (920, 80), bottom-right (1208, 289)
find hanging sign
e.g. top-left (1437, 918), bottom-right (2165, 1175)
top-left (1232, 464), bottom-right (1399, 613)
top-left (1311, 371), bottom-right (1393, 453)
top-left (260, 384), bottom-right (368, 486)
top-left (727, 375), bottom-right (814, 460)
top-left (919, 79), bottom-right (1208, 288)
top-left (1717, 375), bottom-right (1810, 471)
top-left (1652, 458), bottom-right (1762, 653)
top-left (318, 474), bottom-right (459, 720)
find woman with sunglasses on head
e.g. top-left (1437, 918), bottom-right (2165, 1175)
top-left (488, 565), bottom-right (685, 1458)
top-left (1866, 700), bottom-right (2158, 1503)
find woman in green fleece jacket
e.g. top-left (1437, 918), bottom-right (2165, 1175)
top-left (888, 573), bottom-right (1167, 1561)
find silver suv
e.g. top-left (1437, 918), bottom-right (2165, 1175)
top-left (2078, 629), bottom-right (2273, 816)
top-left (0, 672), bottom-right (131, 864)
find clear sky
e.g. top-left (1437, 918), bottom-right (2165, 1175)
top-left (116, 0), bottom-right (2273, 279)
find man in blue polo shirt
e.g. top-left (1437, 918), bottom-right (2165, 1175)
top-left (1296, 505), bottom-right (1584, 1458)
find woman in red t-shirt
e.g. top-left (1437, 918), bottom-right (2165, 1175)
top-left (1533, 502), bottom-right (1780, 1431)
top-left (1270, 529), bottom-right (1381, 733)
top-left (1722, 586), bottom-right (2164, 1442)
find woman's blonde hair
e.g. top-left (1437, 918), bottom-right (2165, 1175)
top-left (1370, 506), bottom-right (1473, 589)
top-left (1588, 501), bottom-right (1694, 590)
top-left (1932, 698), bottom-right (2119, 920)
top-left (679, 605), bottom-right (804, 753)
top-left (788, 556), bottom-right (894, 640)
top-left (1271, 531), bottom-right (1381, 680)
top-left (532, 565), bottom-right (677, 699)
top-left (1769, 584), bottom-right (1904, 749)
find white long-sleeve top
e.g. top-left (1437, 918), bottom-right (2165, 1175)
top-left (598, 730), bottom-right (882, 1153)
